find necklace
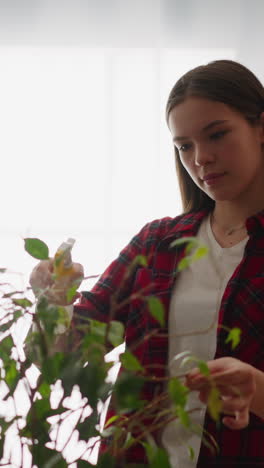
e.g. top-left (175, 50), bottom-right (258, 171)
top-left (211, 213), bottom-right (246, 236)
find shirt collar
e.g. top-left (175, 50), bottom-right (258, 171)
top-left (160, 209), bottom-right (210, 247)
top-left (161, 208), bottom-right (264, 249)
top-left (246, 209), bottom-right (264, 235)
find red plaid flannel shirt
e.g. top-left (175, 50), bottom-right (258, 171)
top-left (73, 209), bottom-right (264, 467)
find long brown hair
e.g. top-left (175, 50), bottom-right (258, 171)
top-left (166, 60), bottom-right (264, 213)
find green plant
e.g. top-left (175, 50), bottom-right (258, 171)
top-left (0, 238), bottom-right (240, 467)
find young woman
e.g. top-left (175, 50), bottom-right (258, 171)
top-left (30, 59), bottom-right (264, 467)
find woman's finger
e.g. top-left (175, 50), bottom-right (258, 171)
top-left (222, 407), bottom-right (249, 430)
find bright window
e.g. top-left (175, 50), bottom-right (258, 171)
top-left (0, 46), bottom-right (235, 465)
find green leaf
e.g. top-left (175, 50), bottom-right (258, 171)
top-left (168, 377), bottom-right (189, 408)
top-left (149, 448), bottom-right (171, 468)
top-left (198, 360), bottom-right (210, 377)
top-left (43, 456), bottom-right (67, 468)
top-left (31, 446), bottom-right (67, 468)
top-left (30, 399), bottom-right (65, 424)
top-left (56, 306), bottom-right (71, 328)
top-left (0, 318), bottom-right (16, 333)
top-left (38, 381), bottom-right (51, 399)
top-left (24, 238), bottom-right (49, 260)
top-left (170, 236), bottom-right (208, 258)
top-left (176, 406), bottom-right (190, 428)
top-left (0, 310), bottom-right (24, 334)
top-left (84, 342), bottom-right (106, 367)
top-left (177, 256), bottom-right (192, 271)
top-left (32, 397), bottom-right (51, 419)
top-left (120, 351), bottom-right (143, 372)
top-left (0, 268), bottom-right (6, 273)
top-left (60, 360), bottom-right (82, 397)
top-left (4, 360), bottom-right (19, 391)
top-left (133, 254), bottom-right (148, 267)
top-left (180, 355), bottom-right (209, 375)
top-left (77, 461), bottom-right (94, 467)
top-left (89, 319), bottom-right (107, 342)
top-left (0, 436), bottom-right (4, 460)
top-left (13, 298), bottom-right (33, 308)
top-left (0, 335), bottom-right (14, 361)
top-left (140, 439), bottom-right (157, 464)
top-left (14, 310), bottom-right (23, 320)
top-left (0, 417), bottom-right (14, 437)
top-left (23, 409), bottom-right (51, 443)
top-left (108, 320), bottom-right (124, 347)
top-left (170, 236), bottom-right (198, 249)
top-left (42, 352), bottom-right (66, 384)
top-left (179, 247), bottom-right (208, 270)
top-left (146, 296), bottom-right (165, 327)
top-left (104, 414), bottom-right (120, 428)
top-left (36, 299), bottom-right (65, 337)
top-left (225, 327), bottom-right (241, 350)
top-left (171, 236), bottom-right (208, 271)
top-left (114, 371), bottom-right (145, 412)
top-left (188, 445), bottom-right (195, 461)
top-left (66, 284), bottom-right (78, 303)
top-left (185, 241), bottom-right (199, 255)
top-left (77, 363), bottom-right (108, 408)
top-left (97, 453), bottom-right (115, 468)
top-left (208, 386), bottom-right (222, 422)
top-left (3, 291), bottom-right (18, 298)
top-left (123, 431), bottom-right (136, 449)
top-left (191, 245), bottom-right (209, 261)
top-left (76, 412), bottom-right (100, 440)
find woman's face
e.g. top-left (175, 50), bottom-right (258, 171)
top-left (168, 96), bottom-right (264, 205)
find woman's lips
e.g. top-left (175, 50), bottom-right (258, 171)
top-left (202, 172), bottom-right (226, 186)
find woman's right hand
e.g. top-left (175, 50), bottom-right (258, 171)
top-left (29, 259), bottom-right (84, 306)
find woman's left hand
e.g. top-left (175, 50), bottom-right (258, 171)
top-left (185, 357), bottom-right (257, 430)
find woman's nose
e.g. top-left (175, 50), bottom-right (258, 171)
top-left (194, 145), bottom-right (215, 166)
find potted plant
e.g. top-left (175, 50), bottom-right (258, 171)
top-left (0, 237), bottom-right (240, 467)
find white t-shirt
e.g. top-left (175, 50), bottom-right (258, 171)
top-left (162, 215), bottom-right (248, 468)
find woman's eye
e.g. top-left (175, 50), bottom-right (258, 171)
top-left (210, 130), bottom-right (228, 140)
top-left (178, 143), bottom-right (192, 152)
